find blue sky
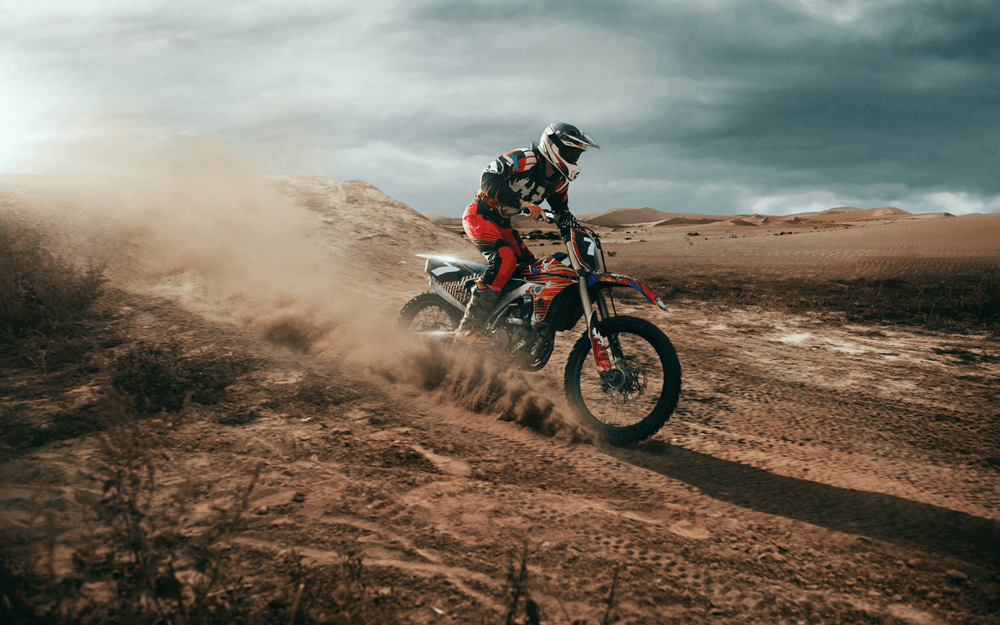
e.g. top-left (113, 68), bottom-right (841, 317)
top-left (3, 0), bottom-right (998, 216)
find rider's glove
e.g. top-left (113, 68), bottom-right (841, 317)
top-left (521, 201), bottom-right (545, 221)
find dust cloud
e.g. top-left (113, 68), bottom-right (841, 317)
top-left (371, 341), bottom-right (591, 442)
top-left (3, 129), bottom-right (377, 349)
top-left (2, 128), bottom-right (586, 438)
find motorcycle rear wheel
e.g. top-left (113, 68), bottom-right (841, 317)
top-left (564, 316), bottom-right (681, 445)
top-left (396, 292), bottom-right (463, 335)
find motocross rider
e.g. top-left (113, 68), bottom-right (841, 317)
top-left (455, 122), bottom-right (599, 345)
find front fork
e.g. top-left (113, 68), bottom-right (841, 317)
top-left (563, 232), bottom-right (618, 372)
top-left (578, 276), bottom-right (617, 371)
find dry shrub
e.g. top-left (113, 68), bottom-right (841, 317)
top-left (270, 551), bottom-right (399, 624)
top-left (0, 390), bottom-right (261, 624)
top-left (501, 540), bottom-right (619, 625)
top-left (84, 392), bottom-right (259, 623)
top-left (504, 540), bottom-right (541, 625)
top-left (111, 341), bottom-right (259, 414)
top-left (0, 398), bottom-right (106, 456)
top-left (0, 212), bottom-right (108, 369)
top-left (0, 389), bottom-right (405, 624)
top-left (0, 503), bottom-right (66, 625)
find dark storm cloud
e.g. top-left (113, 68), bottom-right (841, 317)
top-left (663, 0), bottom-right (1000, 193)
top-left (3, 0), bottom-right (998, 215)
top-left (413, 0), bottom-right (1000, 202)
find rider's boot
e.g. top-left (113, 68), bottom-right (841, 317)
top-left (454, 283), bottom-right (500, 346)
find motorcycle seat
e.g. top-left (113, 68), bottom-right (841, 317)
top-left (422, 256), bottom-right (487, 283)
top-left (421, 255), bottom-right (529, 293)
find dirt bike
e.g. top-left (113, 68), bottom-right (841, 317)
top-left (396, 209), bottom-right (681, 445)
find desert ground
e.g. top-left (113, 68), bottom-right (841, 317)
top-left (1, 173), bottom-right (999, 624)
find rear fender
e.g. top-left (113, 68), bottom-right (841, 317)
top-left (428, 281), bottom-right (469, 311)
top-left (589, 273), bottom-right (669, 311)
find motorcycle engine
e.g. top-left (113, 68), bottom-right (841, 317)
top-left (492, 297), bottom-right (533, 352)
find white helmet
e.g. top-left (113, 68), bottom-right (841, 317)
top-left (538, 122), bottom-right (600, 181)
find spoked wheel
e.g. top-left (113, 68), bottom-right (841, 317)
top-left (564, 316), bottom-right (681, 445)
top-left (396, 292), bottom-right (463, 336)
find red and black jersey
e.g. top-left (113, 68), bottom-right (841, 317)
top-left (472, 144), bottom-right (570, 227)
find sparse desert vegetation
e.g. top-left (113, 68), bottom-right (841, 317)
top-left (0, 212), bottom-right (109, 371)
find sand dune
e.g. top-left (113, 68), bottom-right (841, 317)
top-left (576, 204), bottom-right (960, 229)
top-left (0, 174), bottom-right (477, 301)
top-left (785, 206), bottom-right (917, 222)
top-left (819, 206), bottom-right (862, 215)
top-left (421, 211), bottom-right (461, 226)
top-left (578, 206), bottom-right (669, 226)
top-left (577, 207), bottom-right (744, 228)
top-left (871, 206), bottom-right (909, 216)
top-left (648, 217), bottom-right (718, 227)
top-left (272, 176), bottom-right (475, 278)
top-left (650, 217), bottom-right (695, 226)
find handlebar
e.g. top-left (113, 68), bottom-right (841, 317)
top-left (545, 209), bottom-right (581, 232)
top-left (520, 206), bottom-right (587, 236)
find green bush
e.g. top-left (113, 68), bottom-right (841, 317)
top-left (0, 213), bottom-right (107, 368)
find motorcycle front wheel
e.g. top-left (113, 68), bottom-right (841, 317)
top-left (396, 292), bottom-right (463, 335)
top-left (564, 316), bottom-right (681, 445)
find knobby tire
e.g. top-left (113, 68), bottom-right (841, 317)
top-left (396, 292), bottom-right (463, 334)
top-left (564, 316), bottom-right (681, 445)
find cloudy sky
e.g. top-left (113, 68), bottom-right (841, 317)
top-left (3, 0), bottom-right (998, 216)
